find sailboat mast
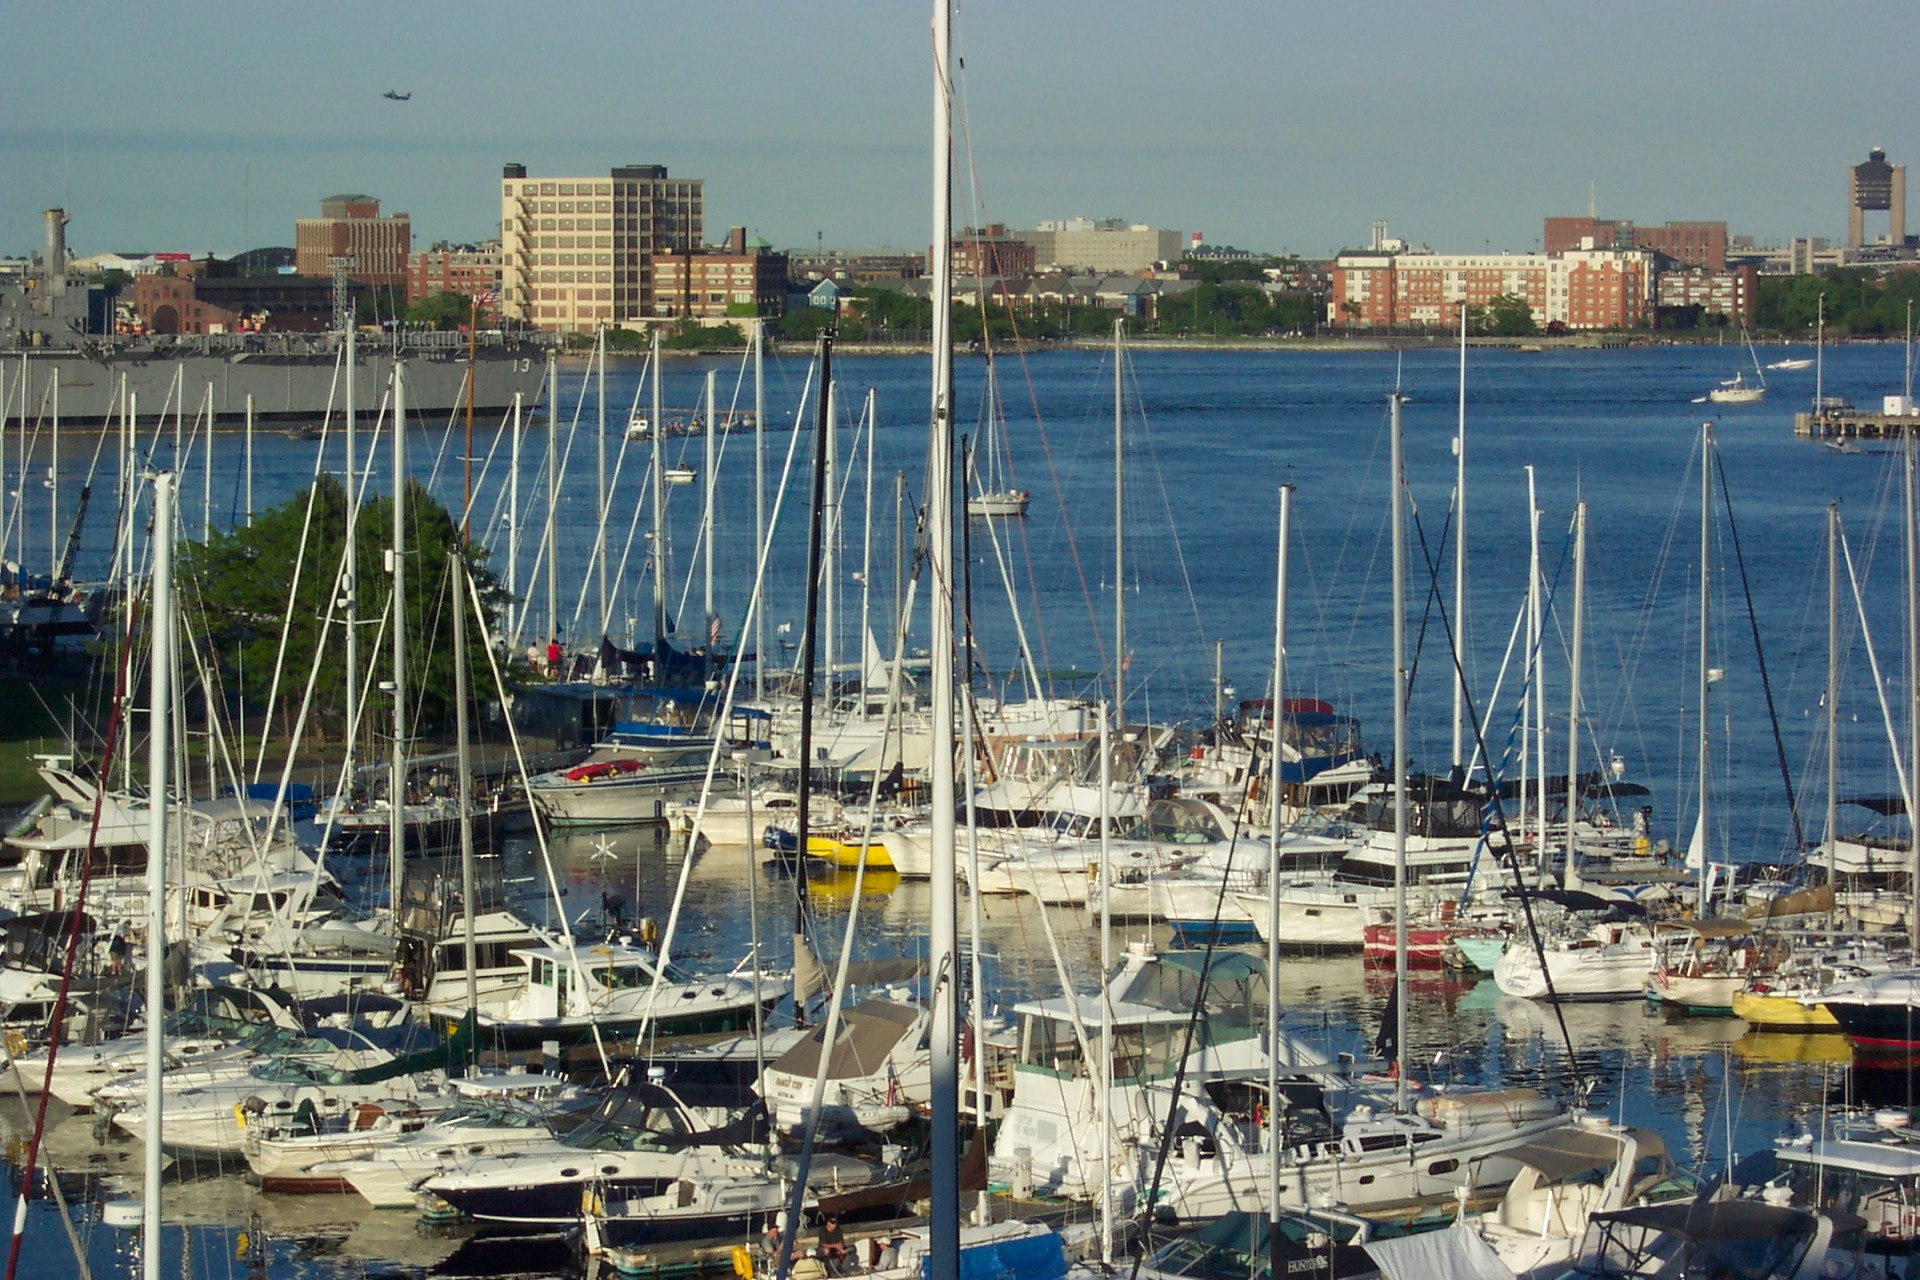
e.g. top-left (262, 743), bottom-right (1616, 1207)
top-left (1698, 423), bottom-right (1713, 917)
top-left (597, 329), bottom-right (610, 634)
top-left (754, 320), bottom-right (767, 702)
top-left (1098, 700), bottom-right (1113, 1262)
top-left (1526, 466), bottom-right (1542, 863)
top-left (1452, 305), bottom-right (1468, 770)
top-left (344, 319), bottom-right (360, 787)
top-left (861, 387), bottom-right (876, 710)
top-left (245, 392), bottom-right (255, 527)
top-left (144, 471), bottom-right (174, 1280)
top-left (452, 550), bottom-right (478, 1034)
top-left (1266, 483), bottom-right (1291, 1268)
top-left (1906, 438), bottom-right (1919, 956)
top-left (1565, 501), bottom-right (1586, 893)
top-left (651, 329), bottom-right (667, 653)
top-left (824, 382), bottom-right (838, 690)
top-left (545, 350), bottom-right (559, 650)
top-left (509, 393), bottom-right (522, 631)
top-left (703, 369), bottom-right (717, 636)
top-left (1826, 502), bottom-right (1839, 928)
top-left (390, 364), bottom-right (409, 918)
top-left (927, 0), bottom-right (961, 1269)
top-left (49, 372), bottom-right (57, 581)
top-left (1113, 316), bottom-right (1126, 729)
top-left (1389, 392), bottom-right (1408, 1109)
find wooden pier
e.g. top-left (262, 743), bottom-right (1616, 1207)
top-left (1794, 399), bottom-right (1920, 442)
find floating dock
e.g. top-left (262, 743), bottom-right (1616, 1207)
top-left (1795, 395), bottom-right (1920, 442)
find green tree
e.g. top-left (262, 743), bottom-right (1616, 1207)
top-left (180, 476), bottom-right (508, 741)
top-left (1468, 293), bottom-right (1537, 336)
top-left (406, 292), bottom-right (475, 331)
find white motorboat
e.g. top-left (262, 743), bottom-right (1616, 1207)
top-left (966, 489), bottom-right (1030, 518)
top-left (483, 939), bottom-right (766, 1046)
top-left (757, 997), bottom-right (930, 1135)
top-left (1493, 906), bottom-right (1656, 1001)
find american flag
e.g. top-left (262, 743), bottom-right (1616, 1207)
top-left (472, 288), bottom-right (499, 308)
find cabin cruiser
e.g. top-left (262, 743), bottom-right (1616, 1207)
top-left (483, 940), bottom-right (767, 1047)
top-left (1476, 1122), bottom-right (1699, 1277)
top-left (109, 1012), bottom-right (462, 1154)
top-left (417, 1078), bottom-right (766, 1227)
top-left (1813, 970), bottom-right (1920, 1062)
top-left (1493, 895), bottom-right (1658, 1002)
top-left (322, 1077), bottom-right (599, 1207)
top-left (7, 984), bottom-right (302, 1107)
top-left (1774, 1108), bottom-right (1920, 1253)
top-left (1559, 1199), bottom-right (1870, 1280)
top-left (757, 997), bottom-right (930, 1135)
top-left (246, 1070), bottom-right (593, 1193)
top-left (990, 940), bottom-right (1569, 1217)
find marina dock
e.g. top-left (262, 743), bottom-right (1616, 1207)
top-left (1793, 395), bottom-right (1920, 442)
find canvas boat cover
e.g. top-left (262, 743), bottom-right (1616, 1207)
top-left (1363, 1222), bottom-right (1516, 1280)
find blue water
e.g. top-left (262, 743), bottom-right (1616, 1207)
top-left (6, 342), bottom-right (1919, 1277)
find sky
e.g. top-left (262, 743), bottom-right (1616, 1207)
top-left (3, 0), bottom-right (1916, 261)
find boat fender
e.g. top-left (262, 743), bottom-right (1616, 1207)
top-left (731, 1246), bottom-right (754, 1278)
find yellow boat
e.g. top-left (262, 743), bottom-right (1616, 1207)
top-left (1730, 987), bottom-right (1839, 1032)
top-left (803, 833), bottom-right (897, 870)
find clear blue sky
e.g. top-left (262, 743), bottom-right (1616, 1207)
top-left (3, 0), bottom-right (1914, 260)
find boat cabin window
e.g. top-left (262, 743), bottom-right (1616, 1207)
top-left (437, 941), bottom-right (524, 972)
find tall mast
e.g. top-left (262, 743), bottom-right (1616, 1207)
top-left (1266, 482), bottom-right (1291, 1277)
top-left (1698, 423), bottom-right (1713, 917)
top-left (144, 471), bottom-right (175, 1280)
top-left (1098, 700), bottom-right (1113, 1261)
top-left (390, 364), bottom-right (410, 918)
top-left (545, 350), bottom-right (559, 651)
top-left (48, 372), bottom-right (57, 579)
top-left (754, 320), bottom-right (767, 701)
top-left (344, 316), bottom-right (360, 772)
top-left (1565, 501), bottom-right (1586, 893)
top-left (927, 0), bottom-right (960, 1271)
top-left (452, 549), bottom-right (478, 1043)
top-left (1452, 305), bottom-right (1468, 769)
top-left (1525, 465), bottom-right (1540, 854)
top-left (1815, 293), bottom-right (1826, 412)
top-left (861, 387), bottom-right (876, 714)
top-left (1826, 502), bottom-right (1839, 928)
top-left (1531, 468), bottom-right (1547, 874)
top-left (703, 368), bottom-right (717, 640)
top-left (1113, 315), bottom-right (1126, 729)
top-left (508, 392), bottom-right (522, 635)
top-left (824, 382), bottom-right (838, 692)
top-left (1906, 437), bottom-right (1919, 957)
top-left (651, 329), bottom-right (667, 653)
top-left (244, 392), bottom-right (255, 527)
top-left (1390, 392), bottom-right (1409, 1110)
top-left (597, 328), bottom-right (610, 634)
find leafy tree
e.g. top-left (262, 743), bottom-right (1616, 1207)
top-left (1468, 293), bottom-right (1537, 336)
top-left (180, 476), bottom-right (508, 742)
top-left (660, 319), bottom-right (745, 350)
top-left (406, 292), bottom-right (475, 331)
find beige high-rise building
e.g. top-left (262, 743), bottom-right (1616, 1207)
top-left (499, 163), bottom-right (704, 332)
top-left (294, 194), bottom-right (411, 286)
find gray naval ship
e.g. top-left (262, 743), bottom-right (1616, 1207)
top-left (2, 208), bottom-right (550, 427)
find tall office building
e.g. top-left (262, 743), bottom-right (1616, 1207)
top-left (294, 194), bottom-right (412, 285)
top-left (1848, 149), bottom-right (1907, 249)
top-left (499, 163), bottom-right (704, 332)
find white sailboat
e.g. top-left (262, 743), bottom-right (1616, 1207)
top-left (1705, 328), bottom-right (1767, 404)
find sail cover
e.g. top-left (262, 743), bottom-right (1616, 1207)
top-left (1363, 1222), bottom-right (1517, 1280)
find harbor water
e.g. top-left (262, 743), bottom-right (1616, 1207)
top-left (5, 340), bottom-right (1919, 1277)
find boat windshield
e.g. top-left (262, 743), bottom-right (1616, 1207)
top-left (563, 1093), bottom-right (694, 1152)
top-left (254, 1056), bottom-right (349, 1086)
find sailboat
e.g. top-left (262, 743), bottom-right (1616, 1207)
top-left (1706, 328), bottom-right (1767, 404)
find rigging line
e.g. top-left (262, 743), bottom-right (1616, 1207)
top-left (1711, 445), bottom-right (1805, 853)
top-left (1130, 752), bottom-right (1263, 1274)
top-left (1407, 489), bottom-right (1586, 1097)
top-left (1122, 347), bottom-right (1210, 663)
top-left (2, 585), bottom-right (138, 1280)
top-left (1840, 528), bottom-right (1915, 818)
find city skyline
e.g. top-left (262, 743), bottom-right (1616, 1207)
top-left (3, 0), bottom-right (1916, 261)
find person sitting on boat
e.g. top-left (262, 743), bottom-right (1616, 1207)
top-left (818, 1216), bottom-right (848, 1272)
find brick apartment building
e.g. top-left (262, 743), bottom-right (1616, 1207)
top-left (407, 241), bottom-right (503, 310)
top-left (294, 194), bottom-right (412, 285)
top-left (652, 227), bottom-right (788, 319)
top-left (499, 162), bottom-right (703, 333)
top-left (947, 225), bottom-right (1035, 278)
top-left (1330, 248), bottom-right (1652, 330)
top-left (1544, 216), bottom-right (1728, 271)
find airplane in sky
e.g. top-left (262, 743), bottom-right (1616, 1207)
top-left (383, 90), bottom-right (411, 101)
